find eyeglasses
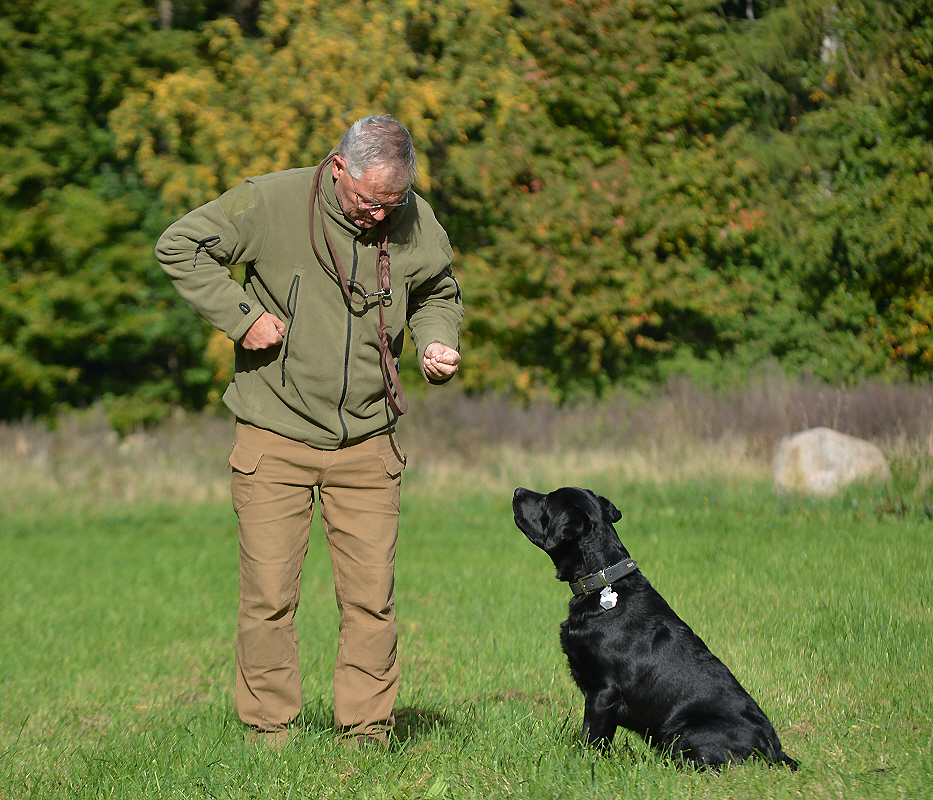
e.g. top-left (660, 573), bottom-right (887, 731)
top-left (347, 171), bottom-right (410, 211)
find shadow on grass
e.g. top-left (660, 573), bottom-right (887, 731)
top-left (394, 706), bottom-right (448, 743)
top-left (294, 702), bottom-right (449, 745)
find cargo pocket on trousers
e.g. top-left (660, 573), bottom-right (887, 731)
top-left (228, 441), bottom-right (264, 512)
top-left (380, 436), bottom-right (407, 512)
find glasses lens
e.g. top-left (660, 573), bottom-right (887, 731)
top-left (350, 173), bottom-right (409, 210)
top-left (386, 192), bottom-right (409, 209)
top-left (360, 192), bottom-right (408, 211)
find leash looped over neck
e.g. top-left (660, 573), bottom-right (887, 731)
top-left (309, 155), bottom-right (408, 416)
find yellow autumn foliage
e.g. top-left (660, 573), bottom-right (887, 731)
top-left (111, 0), bottom-right (532, 214)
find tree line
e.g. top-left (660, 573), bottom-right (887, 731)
top-left (2, 0), bottom-right (932, 428)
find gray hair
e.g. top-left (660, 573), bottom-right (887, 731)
top-left (338, 115), bottom-right (418, 190)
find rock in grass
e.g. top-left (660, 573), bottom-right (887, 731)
top-left (773, 427), bottom-right (891, 497)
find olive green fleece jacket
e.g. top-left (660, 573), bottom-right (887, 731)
top-left (156, 162), bottom-right (463, 449)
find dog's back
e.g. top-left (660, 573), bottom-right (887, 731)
top-left (561, 572), bottom-right (797, 768)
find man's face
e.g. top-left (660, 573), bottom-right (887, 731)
top-left (332, 156), bottom-right (409, 229)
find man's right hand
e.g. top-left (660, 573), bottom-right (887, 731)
top-left (241, 311), bottom-right (286, 350)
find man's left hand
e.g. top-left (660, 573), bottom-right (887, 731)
top-left (423, 342), bottom-right (460, 381)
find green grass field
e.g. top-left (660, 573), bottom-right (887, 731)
top-left (1, 468), bottom-right (931, 799)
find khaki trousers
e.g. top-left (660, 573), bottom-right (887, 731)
top-left (228, 421), bottom-right (406, 739)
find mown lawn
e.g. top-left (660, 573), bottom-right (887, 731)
top-left (1, 477), bottom-right (930, 799)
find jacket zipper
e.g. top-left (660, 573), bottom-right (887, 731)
top-left (193, 235), bottom-right (221, 268)
top-left (336, 241), bottom-right (360, 443)
top-left (447, 268), bottom-right (463, 305)
top-left (280, 273), bottom-right (300, 387)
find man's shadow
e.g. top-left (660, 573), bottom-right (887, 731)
top-left (296, 703), bottom-right (448, 744)
top-left (393, 707), bottom-right (447, 743)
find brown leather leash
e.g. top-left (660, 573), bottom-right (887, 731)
top-left (309, 155), bottom-right (408, 416)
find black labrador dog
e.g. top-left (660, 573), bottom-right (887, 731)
top-left (513, 486), bottom-right (797, 770)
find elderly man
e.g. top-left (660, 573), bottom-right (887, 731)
top-left (157, 115), bottom-right (463, 746)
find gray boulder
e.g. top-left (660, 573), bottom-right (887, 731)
top-left (773, 427), bottom-right (892, 496)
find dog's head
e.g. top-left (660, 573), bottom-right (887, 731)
top-left (513, 486), bottom-right (627, 583)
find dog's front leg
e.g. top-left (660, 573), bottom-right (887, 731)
top-left (581, 690), bottom-right (618, 751)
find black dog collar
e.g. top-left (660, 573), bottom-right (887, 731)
top-left (569, 558), bottom-right (638, 597)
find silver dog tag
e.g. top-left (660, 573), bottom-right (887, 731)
top-left (599, 586), bottom-right (618, 610)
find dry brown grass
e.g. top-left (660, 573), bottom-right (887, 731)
top-left (0, 405), bottom-right (235, 511)
top-left (3, 374), bottom-right (933, 511)
top-left (399, 375), bottom-right (933, 496)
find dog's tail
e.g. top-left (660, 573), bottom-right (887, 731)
top-left (779, 753), bottom-right (799, 771)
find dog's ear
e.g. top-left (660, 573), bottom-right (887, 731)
top-left (544, 505), bottom-right (591, 550)
top-left (598, 495), bottom-right (622, 524)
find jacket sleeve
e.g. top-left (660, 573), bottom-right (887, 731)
top-left (155, 181), bottom-right (267, 343)
top-left (406, 228), bottom-right (464, 383)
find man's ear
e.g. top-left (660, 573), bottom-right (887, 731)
top-left (598, 495), bottom-right (622, 524)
